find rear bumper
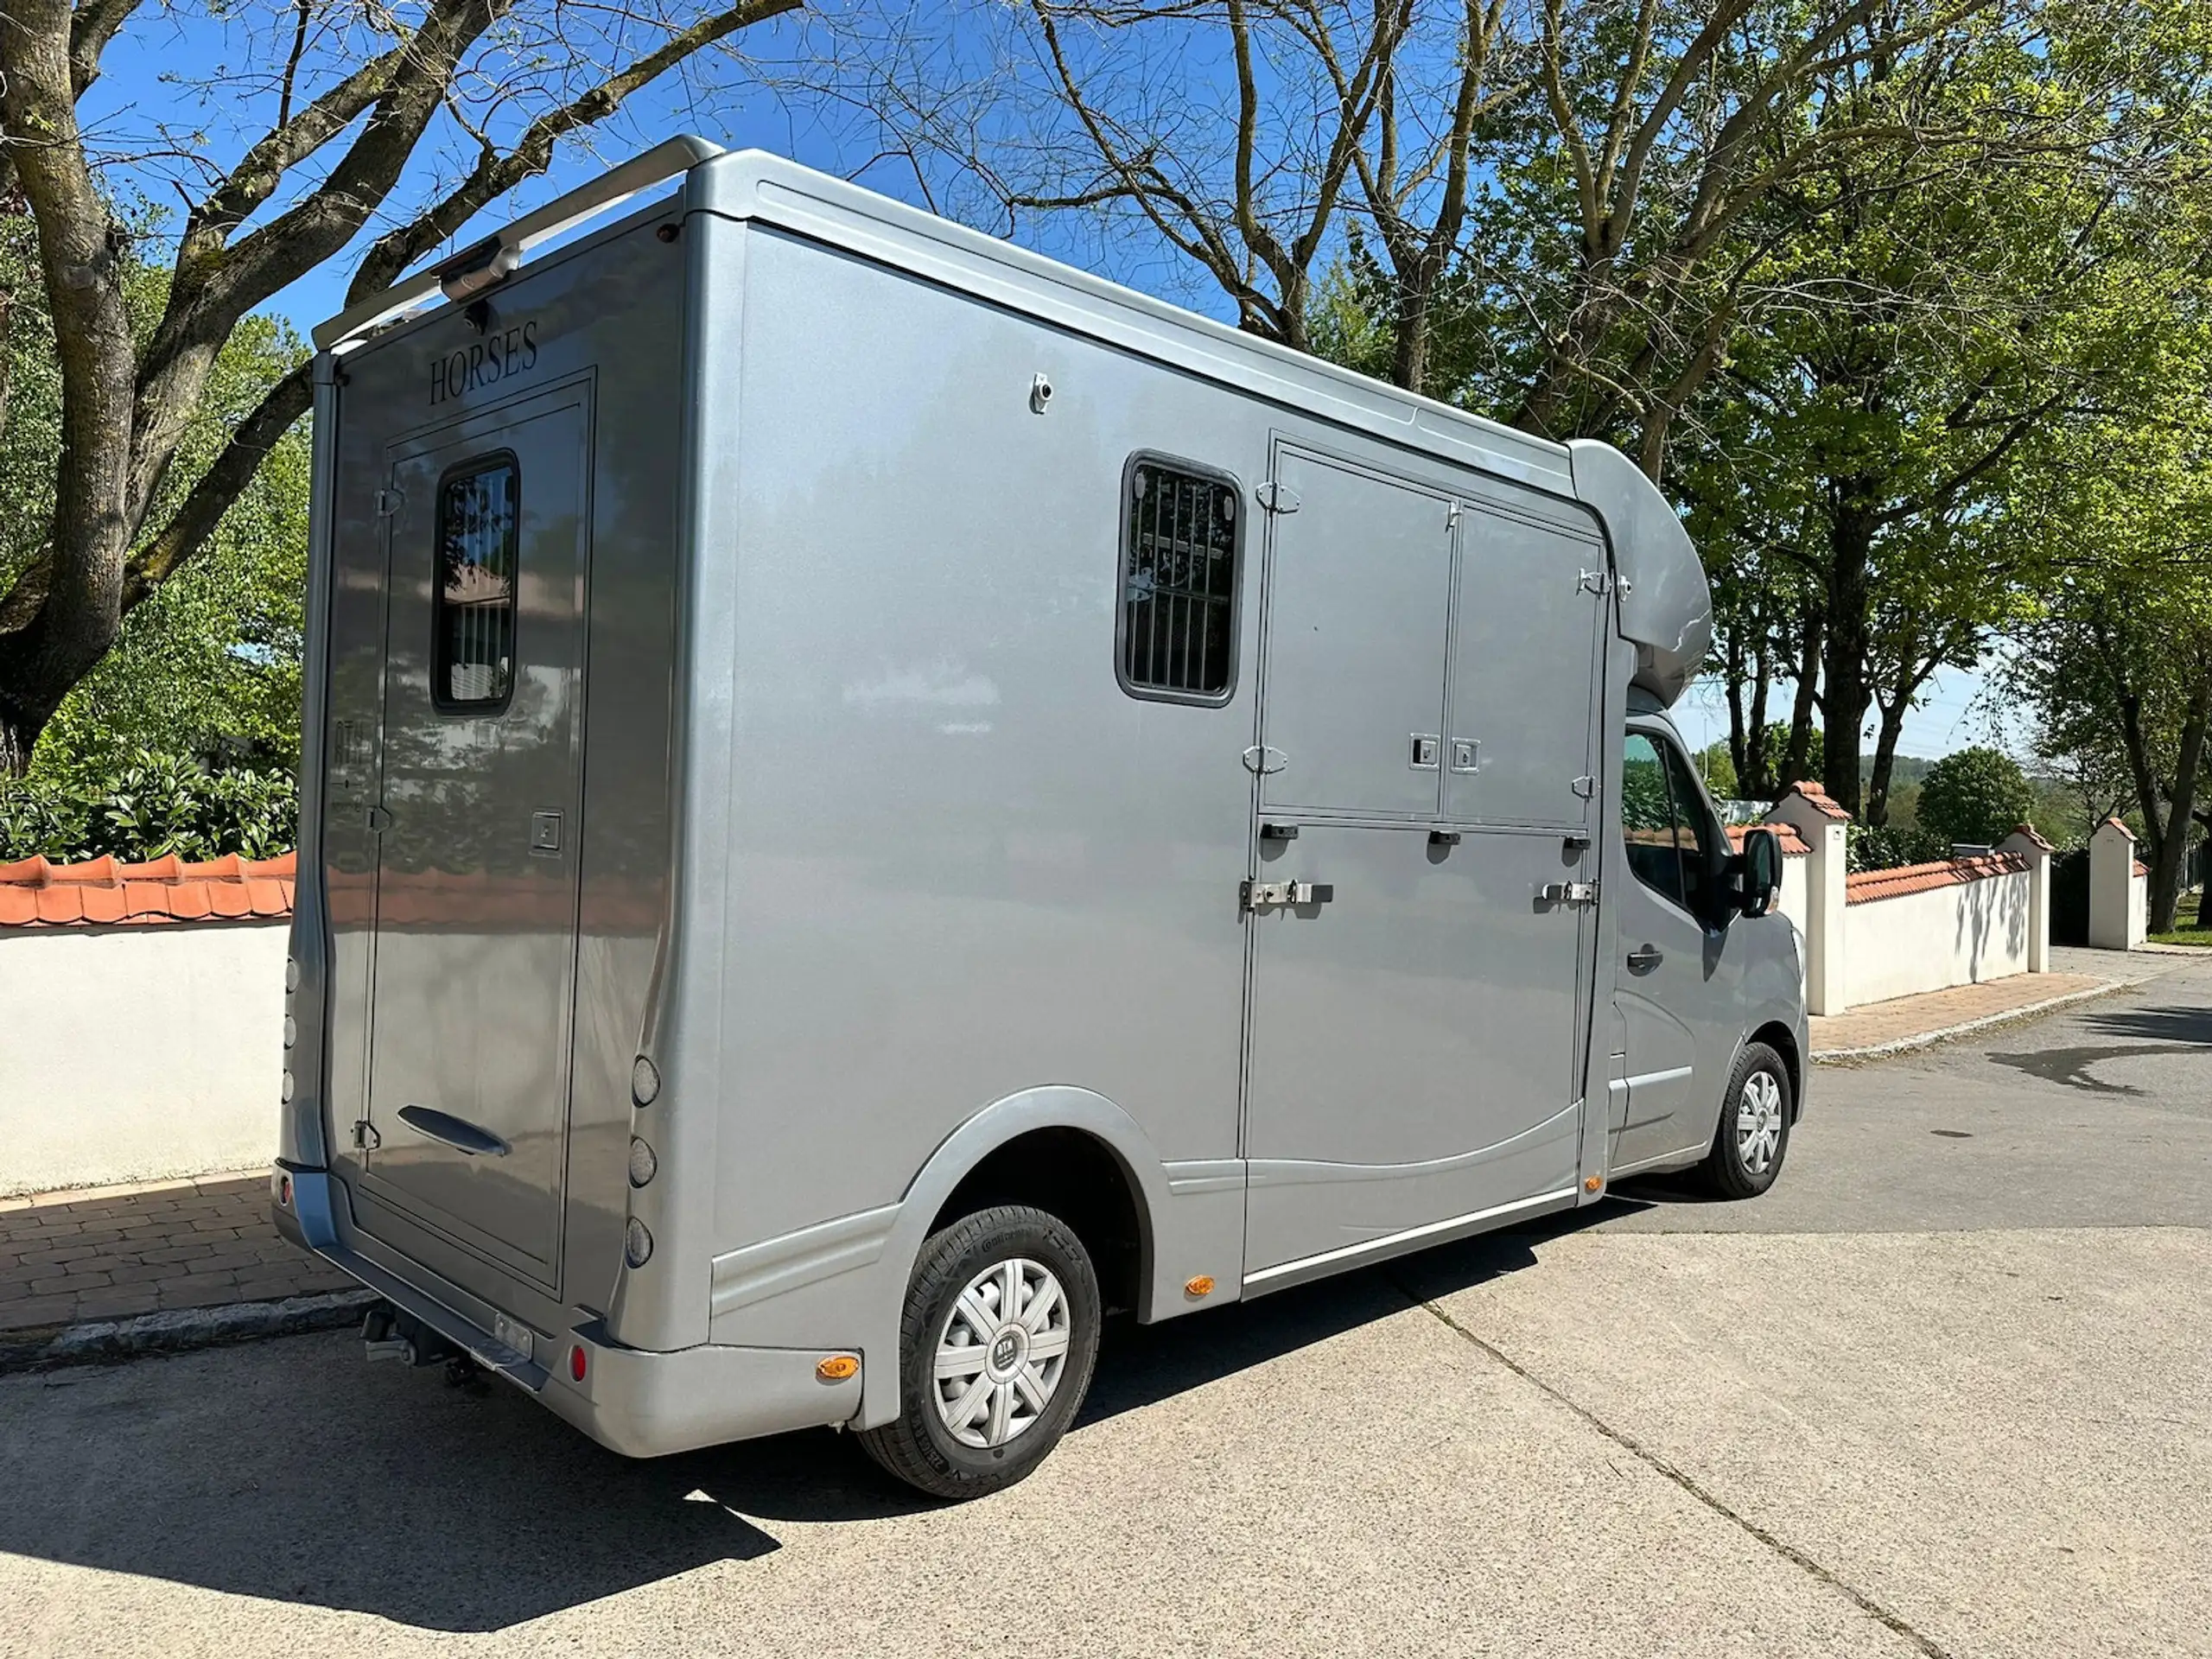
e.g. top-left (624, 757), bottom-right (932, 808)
top-left (271, 1166), bottom-right (861, 1457)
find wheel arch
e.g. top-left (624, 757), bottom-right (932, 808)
top-left (855, 1087), bottom-right (1169, 1429)
top-left (1748, 1019), bottom-right (1804, 1121)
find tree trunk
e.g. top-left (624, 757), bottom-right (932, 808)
top-left (1865, 696), bottom-right (1910, 829)
top-left (1820, 487), bottom-right (1878, 816)
top-left (2145, 679), bottom-right (2209, 933)
top-left (2195, 807), bottom-right (2211, 929)
top-left (1782, 607), bottom-right (1823, 794)
top-left (0, 0), bottom-right (141, 777)
top-left (1390, 278), bottom-right (1430, 395)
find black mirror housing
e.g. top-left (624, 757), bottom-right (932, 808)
top-left (1733, 827), bottom-right (1785, 918)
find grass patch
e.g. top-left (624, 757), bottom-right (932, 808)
top-left (2149, 890), bottom-right (2212, 948)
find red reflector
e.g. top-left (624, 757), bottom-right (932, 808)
top-left (569, 1344), bottom-right (588, 1382)
top-left (278, 1174), bottom-right (293, 1208)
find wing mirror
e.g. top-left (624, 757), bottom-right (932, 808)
top-left (1732, 827), bottom-right (1784, 918)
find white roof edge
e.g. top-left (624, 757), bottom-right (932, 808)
top-left (688, 147), bottom-right (1578, 499)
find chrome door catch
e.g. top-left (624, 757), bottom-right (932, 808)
top-left (1243, 880), bottom-right (1333, 912)
top-left (1539, 880), bottom-right (1599, 906)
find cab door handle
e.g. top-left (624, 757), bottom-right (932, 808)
top-left (1625, 944), bottom-right (1663, 973)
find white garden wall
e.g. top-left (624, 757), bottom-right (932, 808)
top-left (1841, 868), bottom-right (2032, 1008)
top-left (0, 923), bottom-right (284, 1196)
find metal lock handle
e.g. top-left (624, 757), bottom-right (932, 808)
top-left (1242, 879), bottom-right (1335, 912)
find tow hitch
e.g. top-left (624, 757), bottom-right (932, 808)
top-left (361, 1300), bottom-right (460, 1369)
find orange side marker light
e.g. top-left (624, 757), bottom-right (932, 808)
top-left (817, 1354), bottom-right (860, 1382)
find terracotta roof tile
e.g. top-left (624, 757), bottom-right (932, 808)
top-left (1783, 781), bottom-right (1853, 822)
top-left (2135, 860), bottom-right (2150, 878)
top-left (1845, 851), bottom-right (2027, 906)
top-left (1726, 823), bottom-right (1809, 856)
top-left (2004, 823), bottom-right (2055, 852)
top-left (0, 850), bottom-right (296, 927)
top-left (2099, 816), bottom-right (2137, 841)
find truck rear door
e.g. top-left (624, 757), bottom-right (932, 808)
top-left (356, 382), bottom-right (592, 1295)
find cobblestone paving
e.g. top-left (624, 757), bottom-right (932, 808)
top-left (0, 1173), bottom-right (354, 1332)
top-left (1808, 970), bottom-right (2111, 1055)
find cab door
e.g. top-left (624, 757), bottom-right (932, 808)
top-left (1610, 724), bottom-right (1745, 1171)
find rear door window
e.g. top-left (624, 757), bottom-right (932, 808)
top-left (433, 454), bottom-right (519, 709)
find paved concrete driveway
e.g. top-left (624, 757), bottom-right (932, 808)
top-left (2, 957), bottom-right (2206, 1658)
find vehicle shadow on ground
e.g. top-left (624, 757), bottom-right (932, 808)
top-left (0, 1198), bottom-right (1646, 1632)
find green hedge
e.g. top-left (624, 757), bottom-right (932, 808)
top-left (1846, 823), bottom-right (1955, 873)
top-left (0, 751), bottom-right (297, 865)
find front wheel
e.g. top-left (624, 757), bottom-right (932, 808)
top-left (1694, 1041), bottom-right (1792, 1199)
top-left (857, 1204), bottom-right (1102, 1501)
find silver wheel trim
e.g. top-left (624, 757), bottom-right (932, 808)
top-left (1736, 1070), bottom-right (1783, 1174)
top-left (931, 1256), bottom-right (1073, 1450)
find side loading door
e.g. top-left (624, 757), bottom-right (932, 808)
top-left (355, 384), bottom-right (593, 1295)
top-left (1240, 448), bottom-right (1595, 1281)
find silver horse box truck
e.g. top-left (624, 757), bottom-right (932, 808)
top-left (273, 137), bottom-right (1807, 1498)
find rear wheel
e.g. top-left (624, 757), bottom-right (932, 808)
top-left (857, 1204), bottom-right (1101, 1501)
top-left (1694, 1041), bottom-right (1792, 1199)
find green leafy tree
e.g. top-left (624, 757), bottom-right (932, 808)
top-left (1915, 747), bottom-right (2038, 847)
top-left (0, 0), bottom-right (801, 772)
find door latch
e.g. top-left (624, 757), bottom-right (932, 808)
top-left (1539, 880), bottom-right (1599, 906)
top-left (1243, 879), bottom-right (1333, 912)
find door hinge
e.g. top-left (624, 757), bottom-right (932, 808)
top-left (1243, 879), bottom-right (1333, 912)
top-left (1539, 880), bottom-right (1599, 907)
top-left (351, 1119), bottom-right (381, 1152)
top-left (1571, 775), bottom-right (1596, 799)
top-left (365, 804), bottom-right (392, 834)
top-left (374, 488), bottom-right (404, 518)
top-left (1241, 745), bottom-right (1287, 775)
top-left (1578, 568), bottom-right (1611, 594)
top-left (1446, 501), bottom-right (1462, 532)
top-left (1255, 480), bottom-right (1300, 514)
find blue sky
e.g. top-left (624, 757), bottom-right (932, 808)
top-left (86, 5), bottom-right (1999, 763)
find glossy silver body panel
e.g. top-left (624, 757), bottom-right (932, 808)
top-left (277, 145), bottom-right (1803, 1459)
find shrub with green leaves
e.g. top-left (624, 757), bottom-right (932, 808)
top-left (1916, 747), bottom-right (2039, 847)
top-left (0, 751), bottom-right (296, 865)
top-left (1847, 823), bottom-right (1955, 873)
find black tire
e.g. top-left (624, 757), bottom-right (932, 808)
top-left (1694, 1040), bottom-right (1793, 1199)
top-left (857, 1204), bottom-right (1102, 1501)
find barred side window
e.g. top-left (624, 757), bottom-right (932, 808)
top-left (1119, 458), bottom-right (1240, 702)
top-left (433, 455), bottom-right (518, 710)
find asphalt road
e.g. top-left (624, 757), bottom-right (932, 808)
top-left (2, 955), bottom-right (2206, 1658)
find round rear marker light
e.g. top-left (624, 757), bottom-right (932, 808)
top-left (569, 1344), bottom-right (588, 1382)
top-left (627, 1136), bottom-right (658, 1188)
top-left (280, 1069), bottom-right (296, 1103)
top-left (278, 1173), bottom-right (293, 1208)
top-left (631, 1056), bottom-right (662, 1106)
top-left (285, 956), bottom-right (300, 993)
top-left (283, 1015), bottom-right (297, 1050)
top-left (625, 1217), bottom-right (654, 1268)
